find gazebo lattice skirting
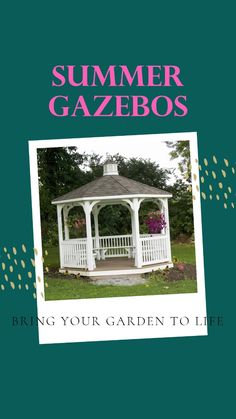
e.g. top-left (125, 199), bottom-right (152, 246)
top-left (52, 161), bottom-right (173, 277)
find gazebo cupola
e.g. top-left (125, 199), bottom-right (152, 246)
top-left (103, 160), bottom-right (119, 176)
top-left (52, 161), bottom-right (173, 277)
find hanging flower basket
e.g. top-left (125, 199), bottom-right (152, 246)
top-left (145, 211), bottom-right (166, 234)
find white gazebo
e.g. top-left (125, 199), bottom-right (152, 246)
top-left (52, 161), bottom-right (173, 277)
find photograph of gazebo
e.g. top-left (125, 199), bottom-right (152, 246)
top-left (52, 160), bottom-right (173, 276)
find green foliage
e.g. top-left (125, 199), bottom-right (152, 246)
top-left (38, 146), bottom-right (194, 243)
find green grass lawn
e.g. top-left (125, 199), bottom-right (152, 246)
top-left (43, 243), bottom-right (197, 301)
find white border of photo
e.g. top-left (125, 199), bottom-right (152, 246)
top-left (28, 132), bottom-right (207, 344)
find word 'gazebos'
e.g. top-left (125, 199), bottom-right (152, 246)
top-left (52, 161), bottom-right (173, 276)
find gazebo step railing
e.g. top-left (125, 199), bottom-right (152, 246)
top-left (141, 235), bottom-right (169, 265)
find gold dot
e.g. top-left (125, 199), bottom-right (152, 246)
top-left (33, 282), bottom-right (36, 288)
top-left (209, 194), bottom-right (212, 200)
top-left (22, 244), bottom-right (27, 253)
top-left (45, 250), bottom-right (48, 256)
top-left (9, 266), bottom-right (13, 272)
top-left (228, 187), bottom-right (232, 193)
top-left (224, 203), bottom-right (227, 209)
top-left (195, 158), bottom-right (198, 163)
top-left (224, 193), bottom-right (228, 199)
top-left (31, 258), bottom-right (35, 267)
top-left (188, 185), bottom-right (192, 192)
top-left (205, 170), bottom-right (209, 176)
top-left (7, 254), bottom-right (11, 260)
top-left (2, 263), bottom-right (5, 271)
top-left (18, 274), bottom-right (21, 280)
top-left (28, 271), bottom-right (32, 279)
top-left (221, 169), bottom-right (226, 178)
top-left (14, 259), bottom-right (18, 265)
top-left (1, 284), bottom-right (5, 290)
top-left (198, 165), bottom-right (202, 171)
top-left (33, 248), bottom-right (38, 255)
top-left (216, 194), bottom-right (220, 200)
top-left (10, 282), bottom-right (15, 290)
top-left (45, 282), bottom-right (49, 288)
top-left (231, 203), bottom-right (235, 208)
top-left (204, 158), bottom-right (208, 166)
top-left (201, 176), bottom-right (204, 183)
top-left (193, 174), bottom-right (197, 181)
top-left (18, 284), bottom-right (21, 290)
top-left (41, 292), bottom-right (44, 298)
top-left (21, 260), bottom-right (25, 268)
top-left (25, 284), bottom-right (29, 290)
top-left (213, 155), bottom-right (217, 164)
top-left (45, 267), bottom-right (49, 273)
top-left (4, 274), bottom-right (8, 281)
top-left (219, 182), bottom-right (223, 189)
top-left (37, 276), bottom-right (41, 283)
top-left (196, 185), bottom-right (199, 191)
top-left (12, 247), bottom-right (17, 255)
top-left (33, 293), bottom-right (36, 299)
top-left (41, 257), bottom-right (44, 263)
top-left (201, 192), bottom-right (206, 200)
top-left (209, 184), bottom-right (213, 191)
top-left (212, 171), bottom-right (217, 179)
top-left (192, 195), bottom-right (196, 200)
top-left (224, 159), bottom-right (229, 167)
top-left (3, 247), bottom-right (7, 253)
top-left (232, 167), bottom-right (235, 174)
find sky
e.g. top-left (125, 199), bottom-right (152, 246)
top-left (74, 135), bottom-right (182, 184)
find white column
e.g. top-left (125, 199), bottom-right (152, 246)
top-left (57, 204), bottom-right (63, 268)
top-left (83, 201), bottom-right (94, 271)
top-left (93, 207), bottom-right (100, 260)
top-left (63, 206), bottom-right (70, 240)
top-left (163, 198), bottom-right (172, 262)
top-left (132, 198), bottom-right (142, 268)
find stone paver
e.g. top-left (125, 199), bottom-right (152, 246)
top-left (90, 274), bottom-right (146, 286)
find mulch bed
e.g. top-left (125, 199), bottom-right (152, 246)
top-left (45, 263), bottom-right (196, 282)
top-left (161, 263), bottom-right (196, 281)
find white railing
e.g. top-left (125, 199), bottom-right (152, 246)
top-left (97, 234), bottom-right (133, 258)
top-left (141, 235), bottom-right (169, 265)
top-left (60, 234), bottom-right (169, 268)
top-left (61, 239), bottom-right (87, 268)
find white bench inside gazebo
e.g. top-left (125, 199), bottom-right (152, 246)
top-left (52, 161), bottom-right (173, 277)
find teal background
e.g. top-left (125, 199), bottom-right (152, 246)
top-left (1, 3), bottom-right (235, 418)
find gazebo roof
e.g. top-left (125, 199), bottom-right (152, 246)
top-left (52, 162), bottom-right (172, 204)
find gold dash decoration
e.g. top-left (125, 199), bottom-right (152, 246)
top-left (201, 192), bottom-right (206, 200)
top-left (213, 155), bottom-right (217, 164)
top-left (204, 158), bottom-right (208, 166)
top-left (212, 171), bottom-right (217, 179)
top-left (224, 159), bottom-right (229, 167)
